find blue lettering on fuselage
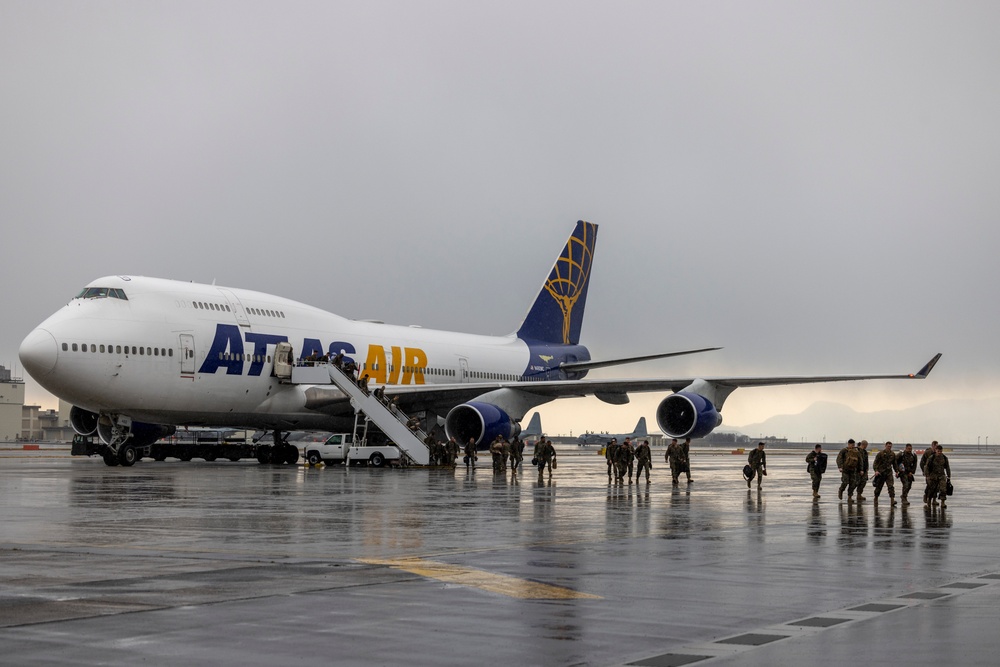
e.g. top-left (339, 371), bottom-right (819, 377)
top-left (198, 324), bottom-right (354, 376)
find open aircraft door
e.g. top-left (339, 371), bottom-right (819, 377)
top-left (180, 334), bottom-right (196, 377)
top-left (273, 342), bottom-right (293, 380)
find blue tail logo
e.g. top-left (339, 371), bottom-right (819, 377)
top-left (516, 221), bottom-right (598, 345)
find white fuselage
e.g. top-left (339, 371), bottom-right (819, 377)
top-left (20, 275), bottom-right (534, 430)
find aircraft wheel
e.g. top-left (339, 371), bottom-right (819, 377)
top-left (228, 457), bottom-right (240, 462)
top-left (284, 445), bottom-right (299, 465)
top-left (256, 446), bottom-right (272, 465)
top-left (203, 452), bottom-right (217, 462)
top-left (154, 455), bottom-right (167, 462)
top-left (118, 444), bottom-right (138, 467)
top-left (370, 452), bottom-right (385, 468)
top-left (307, 452), bottom-right (322, 466)
top-left (102, 451), bottom-right (118, 466)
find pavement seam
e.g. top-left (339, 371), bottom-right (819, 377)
top-left (623, 572), bottom-right (1000, 666)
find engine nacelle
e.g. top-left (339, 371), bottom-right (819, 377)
top-left (97, 416), bottom-right (176, 447)
top-left (656, 392), bottom-right (722, 439)
top-left (70, 406), bottom-right (99, 436)
top-left (445, 402), bottom-right (520, 448)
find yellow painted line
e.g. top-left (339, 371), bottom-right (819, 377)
top-left (359, 557), bottom-right (601, 600)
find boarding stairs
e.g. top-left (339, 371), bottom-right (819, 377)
top-left (322, 364), bottom-right (431, 466)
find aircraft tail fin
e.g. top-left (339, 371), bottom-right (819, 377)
top-left (516, 221), bottom-right (598, 345)
top-left (633, 417), bottom-right (647, 437)
top-left (522, 412), bottom-right (543, 438)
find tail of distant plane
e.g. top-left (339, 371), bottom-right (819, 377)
top-left (516, 221), bottom-right (598, 345)
top-left (632, 417), bottom-right (647, 437)
top-left (522, 413), bottom-right (543, 438)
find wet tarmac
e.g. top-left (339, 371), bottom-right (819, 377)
top-left (1, 448), bottom-right (998, 666)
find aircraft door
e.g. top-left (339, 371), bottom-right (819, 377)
top-left (218, 288), bottom-right (250, 327)
top-left (180, 334), bottom-right (196, 376)
top-left (459, 358), bottom-right (469, 383)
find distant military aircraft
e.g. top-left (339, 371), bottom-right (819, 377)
top-left (577, 417), bottom-right (649, 446)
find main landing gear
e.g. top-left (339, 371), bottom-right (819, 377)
top-left (255, 430), bottom-right (299, 465)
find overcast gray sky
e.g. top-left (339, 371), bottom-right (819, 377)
top-left (2, 2), bottom-right (997, 440)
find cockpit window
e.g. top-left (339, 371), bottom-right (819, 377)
top-left (74, 287), bottom-right (128, 300)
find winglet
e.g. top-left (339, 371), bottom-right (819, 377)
top-left (911, 353), bottom-right (942, 378)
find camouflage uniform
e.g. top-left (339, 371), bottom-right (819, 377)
top-left (490, 437), bottom-right (504, 473)
top-left (856, 442), bottom-right (870, 499)
top-left (537, 439), bottom-right (555, 474)
top-left (510, 437), bottom-right (523, 472)
top-left (837, 445), bottom-right (862, 500)
top-left (748, 446), bottom-right (766, 488)
top-left (605, 439), bottom-right (619, 480)
top-left (464, 438), bottom-right (477, 468)
top-left (618, 438), bottom-right (635, 482)
top-left (805, 448), bottom-right (827, 497)
top-left (919, 446), bottom-right (935, 502)
top-left (681, 438), bottom-right (693, 482)
top-left (925, 450), bottom-right (951, 506)
top-left (666, 440), bottom-right (684, 484)
top-left (447, 437), bottom-right (460, 467)
top-left (635, 440), bottom-right (652, 482)
top-left (500, 438), bottom-right (510, 472)
top-left (872, 445), bottom-right (897, 504)
top-left (896, 448), bottom-right (918, 503)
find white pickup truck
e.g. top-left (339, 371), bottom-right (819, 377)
top-left (304, 433), bottom-right (403, 468)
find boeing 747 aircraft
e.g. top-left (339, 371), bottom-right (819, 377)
top-left (19, 221), bottom-right (940, 466)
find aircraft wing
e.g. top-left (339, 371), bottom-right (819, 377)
top-left (303, 353), bottom-right (941, 415)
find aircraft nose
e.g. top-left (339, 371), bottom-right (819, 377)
top-left (19, 328), bottom-right (58, 378)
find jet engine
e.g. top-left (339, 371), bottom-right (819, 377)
top-left (445, 402), bottom-right (520, 447)
top-left (655, 392), bottom-right (722, 439)
top-left (96, 416), bottom-right (176, 448)
top-left (69, 406), bottom-right (99, 436)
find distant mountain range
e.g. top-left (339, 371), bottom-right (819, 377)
top-left (729, 398), bottom-right (1000, 445)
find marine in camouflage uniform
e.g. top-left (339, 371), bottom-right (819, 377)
top-left (537, 439), bottom-right (556, 475)
top-left (489, 436), bottom-right (504, 473)
top-left (666, 438), bottom-right (683, 484)
top-left (681, 438), bottom-right (693, 483)
top-left (618, 437), bottom-right (635, 482)
top-left (925, 444), bottom-right (951, 507)
top-left (447, 437), bottom-right (460, 467)
top-left (510, 436), bottom-right (523, 472)
top-left (605, 438), bottom-right (619, 481)
top-left (856, 440), bottom-right (870, 500)
top-left (920, 441), bottom-right (938, 503)
top-left (836, 439), bottom-right (861, 501)
top-left (635, 439), bottom-right (652, 483)
top-left (748, 442), bottom-right (767, 489)
top-left (896, 443), bottom-right (918, 505)
top-left (805, 444), bottom-right (827, 498)
top-left (872, 441), bottom-right (897, 506)
top-left (464, 438), bottom-right (477, 468)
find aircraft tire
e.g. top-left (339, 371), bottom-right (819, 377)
top-left (203, 452), bottom-right (217, 462)
top-left (102, 451), bottom-right (118, 467)
top-left (256, 446), bottom-right (272, 465)
top-left (284, 445), bottom-right (299, 465)
top-left (118, 444), bottom-right (137, 467)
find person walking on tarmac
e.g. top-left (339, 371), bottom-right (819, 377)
top-left (536, 438), bottom-right (556, 476)
top-left (666, 438), bottom-right (683, 484)
top-left (856, 440), bottom-right (871, 500)
top-left (925, 444), bottom-right (952, 507)
top-left (805, 444), bottom-right (828, 498)
top-left (747, 442), bottom-right (767, 489)
top-left (464, 437), bottom-right (477, 469)
top-left (635, 439), bottom-right (652, 483)
top-left (896, 443), bottom-right (918, 505)
top-left (605, 438), bottom-right (619, 481)
top-left (680, 437), bottom-right (693, 483)
top-left (618, 437), bottom-right (635, 483)
top-left (837, 439), bottom-right (862, 501)
top-left (920, 441), bottom-right (938, 504)
top-left (872, 441), bottom-right (897, 506)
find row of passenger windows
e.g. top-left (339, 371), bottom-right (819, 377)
top-left (220, 353), bottom-right (272, 363)
top-left (191, 301), bottom-right (285, 318)
top-left (62, 342), bottom-right (174, 357)
top-left (469, 371), bottom-right (523, 381)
